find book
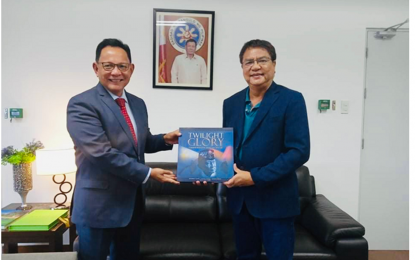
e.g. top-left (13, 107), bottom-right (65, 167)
top-left (177, 128), bottom-right (234, 182)
top-left (8, 209), bottom-right (68, 231)
top-left (1, 209), bottom-right (26, 230)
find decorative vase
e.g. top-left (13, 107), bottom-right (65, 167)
top-left (12, 163), bottom-right (33, 210)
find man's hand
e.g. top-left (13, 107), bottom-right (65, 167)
top-left (223, 164), bottom-right (254, 188)
top-left (164, 129), bottom-right (182, 145)
top-left (150, 168), bottom-right (180, 185)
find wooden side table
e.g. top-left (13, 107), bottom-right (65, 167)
top-left (2, 203), bottom-right (75, 253)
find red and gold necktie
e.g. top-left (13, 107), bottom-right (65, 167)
top-left (115, 98), bottom-right (137, 146)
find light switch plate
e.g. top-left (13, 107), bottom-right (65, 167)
top-left (341, 101), bottom-right (349, 114)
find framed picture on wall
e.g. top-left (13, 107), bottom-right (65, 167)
top-left (153, 8), bottom-right (215, 90)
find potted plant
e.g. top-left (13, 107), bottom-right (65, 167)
top-left (2, 140), bottom-right (44, 210)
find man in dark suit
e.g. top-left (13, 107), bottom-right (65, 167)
top-left (67, 38), bottom-right (180, 260)
top-left (222, 39), bottom-right (310, 260)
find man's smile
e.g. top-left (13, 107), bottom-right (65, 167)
top-left (109, 79), bottom-right (123, 83)
top-left (250, 73), bottom-right (263, 79)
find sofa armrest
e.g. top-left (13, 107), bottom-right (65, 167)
top-left (301, 194), bottom-right (365, 248)
top-left (335, 237), bottom-right (368, 260)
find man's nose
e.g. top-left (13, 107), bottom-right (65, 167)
top-left (251, 61), bottom-right (261, 70)
top-left (111, 66), bottom-right (122, 75)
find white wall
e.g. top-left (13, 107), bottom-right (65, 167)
top-left (1, 0), bottom-right (408, 238)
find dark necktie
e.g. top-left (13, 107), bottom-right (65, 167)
top-left (115, 98), bottom-right (138, 146)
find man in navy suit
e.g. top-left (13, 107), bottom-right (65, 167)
top-left (222, 39), bottom-right (310, 260)
top-left (67, 38), bottom-right (180, 260)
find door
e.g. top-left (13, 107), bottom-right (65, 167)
top-left (359, 29), bottom-right (409, 250)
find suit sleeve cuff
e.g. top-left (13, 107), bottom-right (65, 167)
top-left (250, 167), bottom-right (266, 188)
top-left (163, 134), bottom-right (173, 147)
top-left (143, 167), bottom-right (151, 184)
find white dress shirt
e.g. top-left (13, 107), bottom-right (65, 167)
top-left (106, 89), bottom-right (151, 184)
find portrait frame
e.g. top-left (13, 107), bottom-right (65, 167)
top-left (153, 8), bottom-right (215, 90)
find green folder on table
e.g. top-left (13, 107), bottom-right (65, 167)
top-left (8, 209), bottom-right (68, 231)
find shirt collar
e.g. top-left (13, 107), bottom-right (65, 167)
top-left (106, 89), bottom-right (128, 102)
top-left (185, 55), bottom-right (196, 60)
top-left (245, 88), bottom-right (261, 111)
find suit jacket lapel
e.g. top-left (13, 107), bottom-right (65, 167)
top-left (97, 84), bottom-right (138, 154)
top-left (244, 82), bottom-right (281, 143)
top-left (234, 89), bottom-right (247, 150)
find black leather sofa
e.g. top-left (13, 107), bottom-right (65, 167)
top-left (140, 162), bottom-right (368, 260)
top-left (74, 162), bottom-right (368, 260)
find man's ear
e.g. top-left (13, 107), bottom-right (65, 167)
top-left (93, 62), bottom-right (99, 76)
top-left (130, 63), bottom-right (135, 74)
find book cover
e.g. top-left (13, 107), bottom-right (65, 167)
top-left (177, 128), bottom-right (234, 182)
top-left (1, 209), bottom-right (26, 230)
top-left (8, 209), bottom-right (68, 231)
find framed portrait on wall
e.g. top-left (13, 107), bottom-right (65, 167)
top-left (153, 9), bottom-right (215, 90)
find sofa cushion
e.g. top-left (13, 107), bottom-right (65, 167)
top-left (219, 223), bottom-right (336, 260)
top-left (144, 179), bottom-right (217, 223)
top-left (145, 194), bottom-right (216, 222)
top-left (140, 223), bottom-right (221, 260)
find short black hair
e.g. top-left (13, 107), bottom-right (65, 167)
top-left (185, 39), bottom-right (197, 47)
top-left (239, 39), bottom-right (276, 64)
top-left (95, 38), bottom-right (132, 62)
